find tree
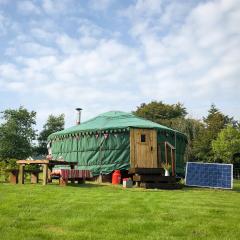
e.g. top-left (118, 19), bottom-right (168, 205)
top-left (37, 114), bottom-right (65, 155)
top-left (0, 106), bottom-right (36, 159)
top-left (171, 118), bottom-right (204, 161)
top-left (212, 125), bottom-right (240, 164)
top-left (192, 104), bottom-right (233, 162)
top-left (133, 101), bottom-right (187, 128)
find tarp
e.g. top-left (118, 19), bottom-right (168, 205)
top-left (52, 132), bottom-right (130, 175)
top-left (48, 111), bottom-right (186, 139)
top-left (49, 111), bottom-right (187, 175)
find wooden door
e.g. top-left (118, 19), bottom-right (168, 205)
top-left (130, 128), bottom-right (157, 168)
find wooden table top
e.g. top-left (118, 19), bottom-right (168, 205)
top-left (16, 160), bottom-right (78, 165)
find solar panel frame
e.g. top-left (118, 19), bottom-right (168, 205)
top-left (185, 162), bottom-right (233, 189)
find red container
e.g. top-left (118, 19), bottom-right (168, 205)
top-left (112, 170), bottom-right (121, 184)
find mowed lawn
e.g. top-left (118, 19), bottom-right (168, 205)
top-left (0, 181), bottom-right (240, 240)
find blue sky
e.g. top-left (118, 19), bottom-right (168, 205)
top-left (0, 0), bottom-right (240, 130)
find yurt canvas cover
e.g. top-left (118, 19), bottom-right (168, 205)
top-left (48, 111), bottom-right (187, 176)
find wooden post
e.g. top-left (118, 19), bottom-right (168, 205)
top-left (48, 168), bottom-right (52, 183)
top-left (165, 142), bottom-right (168, 164)
top-left (172, 149), bottom-right (175, 176)
top-left (70, 165), bottom-right (75, 183)
top-left (157, 144), bottom-right (161, 167)
top-left (42, 164), bottom-right (48, 185)
top-left (97, 174), bottom-right (102, 183)
top-left (19, 164), bottom-right (25, 184)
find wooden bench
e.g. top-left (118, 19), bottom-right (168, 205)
top-left (51, 169), bottom-right (92, 186)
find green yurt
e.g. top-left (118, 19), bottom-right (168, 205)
top-left (48, 111), bottom-right (187, 176)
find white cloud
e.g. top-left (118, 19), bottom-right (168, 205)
top-left (0, 12), bottom-right (15, 35)
top-left (122, 0), bottom-right (240, 105)
top-left (6, 41), bottom-right (57, 56)
top-left (0, 35), bottom-right (142, 124)
top-left (0, 12), bottom-right (7, 35)
top-left (42, 0), bottom-right (76, 15)
top-left (30, 28), bottom-right (56, 41)
top-left (1, 0), bottom-right (240, 127)
top-left (89, 0), bottom-right (113, 11)
top-left (0, 63), bottom-right (20, 81)
top-left (17, 1), bottom-right (41, 15)
top-left (42, 0), bottom-right (59, 14)
top-left (123, 0), bottom-right (162, 18)
top-left (77, 19), bottom-right (104, 37)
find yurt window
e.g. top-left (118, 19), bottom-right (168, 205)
top-left (141, 134), bottom-right (146, 142)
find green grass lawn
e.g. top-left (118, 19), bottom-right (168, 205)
top-left (0, 181), bottom-right (240, 240)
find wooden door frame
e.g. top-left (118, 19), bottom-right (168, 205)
top-left (130, 128), bottom-right (158, 168)
top-left (158, 141), bottom-right (176, 176)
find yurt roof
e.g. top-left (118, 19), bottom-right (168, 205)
top-left (48, 111), bottom-right (186, 140)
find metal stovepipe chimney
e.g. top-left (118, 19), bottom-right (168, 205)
top-left (75, 108), bottom-right (82, 125)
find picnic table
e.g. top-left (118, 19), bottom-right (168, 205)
top-left (16, 159), bottom-right (78, 185)
top-left (6, 169), bottom-right (41, 184)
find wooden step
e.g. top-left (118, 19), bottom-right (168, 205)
top-left (133, 175), bottom-right (177, 183)
top-left (129, 168), bottom-right (164, 175)
top-left (140, 182), bottom-right (183, 189)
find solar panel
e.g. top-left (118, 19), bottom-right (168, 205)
top-left (185, 162), bottom-right (233, 189)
